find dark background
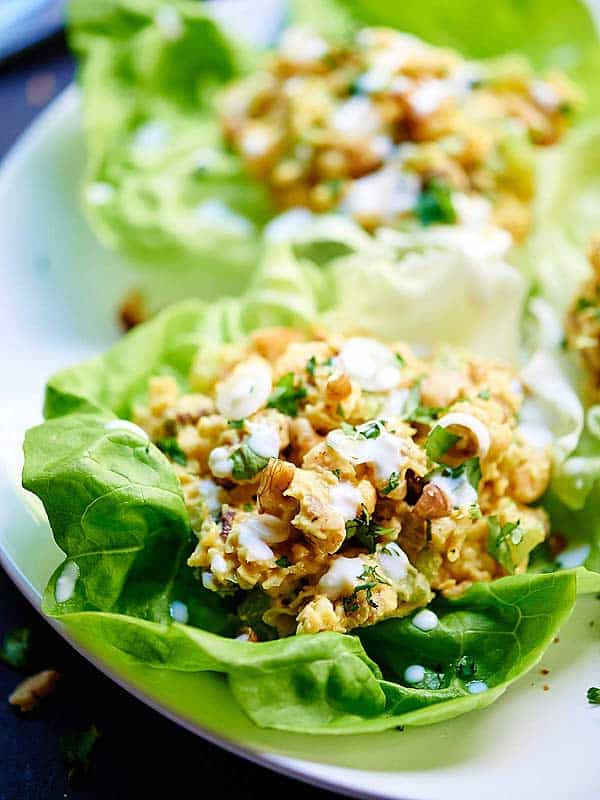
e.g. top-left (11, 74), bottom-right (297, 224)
top-left (0, 34), bottom-right (335, 800)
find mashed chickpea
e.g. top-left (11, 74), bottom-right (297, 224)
top-left (221, 25), bottom-right (579, 241)
top-left (134, 328), bottom-right (553, 639)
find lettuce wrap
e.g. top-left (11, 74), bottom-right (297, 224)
top-left (69, 0), bottom-right (600, 300)
top-left (22, 266), bottom-right (600, 733)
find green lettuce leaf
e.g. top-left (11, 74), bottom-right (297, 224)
top-left (39, 574), bottom-right (576, 734)
top-left (70, 0), bottom-right (273, 295)
top-left (22, 298), bottom-right (587, 733)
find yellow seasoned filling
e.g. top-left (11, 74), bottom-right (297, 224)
top-left (220, 26), bottom-right (580, 241)
top-left (134, 327), bottom-right (553, 640)
top-left (566, 235), bottom-right (600, 401)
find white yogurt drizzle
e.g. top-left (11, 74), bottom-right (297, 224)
top-left (198, 478), bottom-right (223, 514)
top-left (338, 338), bottom-right (402, 391)
top-left (169, 600), bottom-right (189, 624)
top-left (246, 422), bottom-right (280, 459)
top-left (55, 561), bottom-right (80, 603)
top-left (329, 482), bottom-right (363, 521)
top-left (436, 412), bottom-right (490, 459)
top-left (216, 358), bottom-right (272, 420)
top-left (467, 680), bottom-right (488, 694)
top-left (318, 557), bottom-right (366, 600)
top-left (327, 424), bottom-right (408, 481)
top-left (429, 471), bottom-right (478, 508)
top-left (238, 514), bottom-right (288, 563)
top-left (404, 664), bottom-right (426, 684)
top-left (411, 608), bottom-right (439, 632)
top-left (377, 542), bottom-right (409, 584)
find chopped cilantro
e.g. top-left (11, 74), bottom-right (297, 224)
top-left (228, 419), bottom-right (245, 429)
top-left (359, 421), bottom-right (382, 439)
top-left (587, 687), bottom-right (600, 704)
top-left (275, 556), bottom-right (292, 568)
top-left (342, 565), bottom-right (390, 613)
top-left (400, 380), bottom-right (447, 423)
top-left (415, 179), bottom-right (457, 226)
top-left (231, 444), bottom-right (269, 481)
top-left (558, 101), bottom-right (574, 118)
top-left (345, 506), bottom-right (394, 553)
top-left (395, 353), bottom-right (406, 368)
top-left (237, 587), bottom-right (277, 641)
top-left (156, 437), bottom-right (187, 466)
top-left (576, 297), bottom-right (595, 312)
top-left (341, 421), bottom-right (382, 439)
top-left (457, 655), bottom-right (477, 681)
top-left (60, 724), bottom-right (101, 782)
top-left (306, 356), bottom-right (317, 377)
top-left (382, 471), bottom-right (400, 495)
top-left (441, 457), bottom-right (482, 491)
top-left (425, 426), bottom-right (461, 462)
top-left (331, 468), bottom-right (342, 479)
top-left (0, 628), bottom-right (33, 670)
top-left (477, 389), bottom-right (491, 401)
top-left (487, 516), bottom-right (522, 573)
top-left (267, 372), bottom-right (307, 417)
top-left (337, 403), bottom-right (346, 419)
top-left (401, 382), bottom-right (421, 420)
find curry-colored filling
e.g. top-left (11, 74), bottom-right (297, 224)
top-left (220, 26), bottom-right (579, 241)
top-left (566, 236), bottom-right (600, 401)
top-left (134, 328), bottom-right (552, 639)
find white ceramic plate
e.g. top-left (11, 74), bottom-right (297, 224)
top-left (2, 5), bottom-right (600, 799)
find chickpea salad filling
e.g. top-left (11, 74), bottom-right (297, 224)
top-left (131, 328), bottom-right (553, 640)
top-left (221, 25), bottom-right (579, 241)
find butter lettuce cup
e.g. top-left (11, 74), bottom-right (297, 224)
top-left (69, 0), bottom-right (599, 300)
top-left (22, 272), bottom-right (599, 733)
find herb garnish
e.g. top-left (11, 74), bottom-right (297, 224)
top-left (275, 556), bottom-right (292, 568)
top-left (587, 687), bottom-right (600, 704)
top-left (468, 504), bottom-right (482, 520)
top-left (228, 419), bottom-right (245, 429)
top-left (237, 587), bottom-right (277, 641)
top-left (358, 421), bottom-right (382, 439)
top-left (267, 372), bottom-right (307, 417)
top-left (0, 628), bottom-right (33, 670)
top-left (306, 356), bottom-right (317, 377)
top-left (457, 655), bottom-right (477, 681)
top-left (231, 444), bottom-right (270, 481)
top-left (487, 516), bottom-right (522, 573)
top-left (341, 421), bottom-right (382, 439)
top-left (415, 179), bottom-right (457, 226)
top-left (477, 389), bottom-right (491, 401)
top-left (60, 724), bottom-right (101, 782)
top-left (345, 506), bottom-right (394, 553)
top-left (156, 437), bottom-right (186, 466)
top-left (342, 565), bottom-right (390, 613)
top-left (438, 457), bottom-right (482, 491)
top-left (400, 380), bottom-right (447, 424)
top-left (425, 426), bottom-right (460, 462)
top-left (395, 353), bottom-right (406, 367)
top-left (382, 471), bottom-right (400, 495)
top-left (576, 297), bottom-right (594, 312)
